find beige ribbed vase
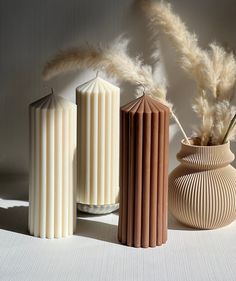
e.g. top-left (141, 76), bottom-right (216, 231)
top-left (169, 139), bottom-right (236, 229)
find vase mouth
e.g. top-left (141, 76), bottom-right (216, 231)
top-left (181, 138), bottom-right (230, 148)
top-left (178, 138), bottom-right (234, 168)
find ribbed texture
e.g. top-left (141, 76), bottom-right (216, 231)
top-left (77, 203), bottom-right (119, 215)
top-left (76, 77), bottom-right (120, 208)
top-left (118, 95), bottom-right (170, 248)
top-left (29, 94), bottom-right (77, 238)
top-left (177, 142), bottom-right (235, 169)
top-left (169, 141), bottom-right (236, 229)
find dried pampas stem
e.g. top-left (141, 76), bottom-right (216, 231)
top-left (43, 40), bottom-right (168, 102)
top-left (43, 36), bottom-right (190, 142)
top-left (43, 45), bottom-right (154, 90)
top-left (171, 110), bottom-right (190, 144)
top-left (222, 113), bottom-right (236, 144)
top-left (141, 0), bottom-right (212, 90)
top-left (141, 0), bottom-right (236, 145)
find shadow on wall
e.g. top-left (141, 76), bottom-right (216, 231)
top-left (0, 172), bottom-right (28, 201)
top-left (0, 0), bottom-right (172, 200)
top-left (156, 0), bottom-right (236, 168)
top-left (0, 0), bottom-right (134, 183)
top-left (0, 0), bottom-right (190, 183)
top-left (2, 0), bottom-right (236, 202)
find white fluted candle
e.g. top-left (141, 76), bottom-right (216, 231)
top-left (29, 93), bottom-right (77, 238)
top-left (76, 76), bottom-right (120, 214)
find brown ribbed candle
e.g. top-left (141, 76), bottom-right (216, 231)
top-left (118, 95), bottom-right (170, 248)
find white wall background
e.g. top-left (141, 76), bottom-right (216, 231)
top-left (1, 0), bottom-right (236, 199)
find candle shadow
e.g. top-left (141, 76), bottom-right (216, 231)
top-left (0, 172), bottom-right (29, 235)
top-left (0, 205), bottom-right (29, 235)
top-left (78, 209), bottom-right (119, 218)
top-left (168, 213), bottom-right (203, 231)
top-left (76, 215), bottom-right (119, 245)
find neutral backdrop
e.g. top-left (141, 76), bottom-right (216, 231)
top-left (1, 0), bottom-right (236, 200)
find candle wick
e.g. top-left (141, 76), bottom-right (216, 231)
top-left (96, 71), bottom-right (99, 78)
top-left (51, 88), bottom-right (54, 95)
top-left (141, 84), bottom-right (146, 96)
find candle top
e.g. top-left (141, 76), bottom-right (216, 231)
top-left (121, 94), bottom-right (170, 114)
top-left (76, 76), bottom-right (120, 95)
top-left (30, 93), bottom-right (76, 110)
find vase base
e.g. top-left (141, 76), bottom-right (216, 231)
top-left (170, 211), bottom-right (236, 230)
top-left (77, 203), bottom-right (119, 215)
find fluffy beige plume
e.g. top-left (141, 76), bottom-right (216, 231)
top-left (208, 43), bottom-right (236, 100)
top-left (43, 38), bottom-right (171, 106)
top-left (192, 90), bottom-right (214, 145)
top-left (141, 0), bottom-right (213, 91)
top-left (218, 52), bottom-right (236, 100)
top-left (142, 0), bottom-right (236, 145)
top-left (208, 44), bottom-right (236, 144)
top-left (211, 101), bottom-right (236, 144)
top-left (43, 34), bottom-right (194, 142)
top-left (141, 1), bottom-right (236, 97)
top-left (207, 43), bottom-right (225, 97)
top-left (43, 47), bottom-right (101, 80)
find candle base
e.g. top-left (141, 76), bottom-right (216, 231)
top-left (77, 203), bottom-right (119, 215)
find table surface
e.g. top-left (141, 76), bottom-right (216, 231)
top-left (0, 198), bottom-right (236, 281)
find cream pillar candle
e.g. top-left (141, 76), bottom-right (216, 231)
top-left (29, 92), bottom-right (77, 238)
top-left (76, 76), bottom-right (120, 214)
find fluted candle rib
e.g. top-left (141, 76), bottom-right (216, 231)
top-left (118, 95), bottom-right (170, 248)
top-left (76, 77), bottom-right (120, 213)
top-left (29, 94), bottom-right (77, 239)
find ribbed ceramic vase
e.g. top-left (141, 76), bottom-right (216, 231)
top-left (169, 139), bottom-right (236, 229)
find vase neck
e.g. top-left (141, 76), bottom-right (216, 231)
top-left (177, 141), bottom-right (234, 169)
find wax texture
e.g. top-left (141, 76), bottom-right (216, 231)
top-left (29, 94), bottom-right (77, 239)
top-left (76, 77), bottom-right (120, 207)
top-left (118, 95), bottom-right (169, 248)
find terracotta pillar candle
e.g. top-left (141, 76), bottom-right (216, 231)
top-left (29, 93), bottom-right (77, 239)
top-left (118, 95), bottom-right (170, 248)
top-left (76, 76), bottom-right (120, 214)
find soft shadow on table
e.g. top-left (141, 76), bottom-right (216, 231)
top-left (0, 205), bottom-right (28, 235)
top-left (0, 173), bottom-right (29, 235)
top-left (76, 212), bottom-right (119, 245)
top-left (168, 213), bottom-right (202, 231)
top-left (78, 209), bottom-right (119, 218)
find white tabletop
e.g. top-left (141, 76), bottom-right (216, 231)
top-left (0, 198), bottom-right (236, 281)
